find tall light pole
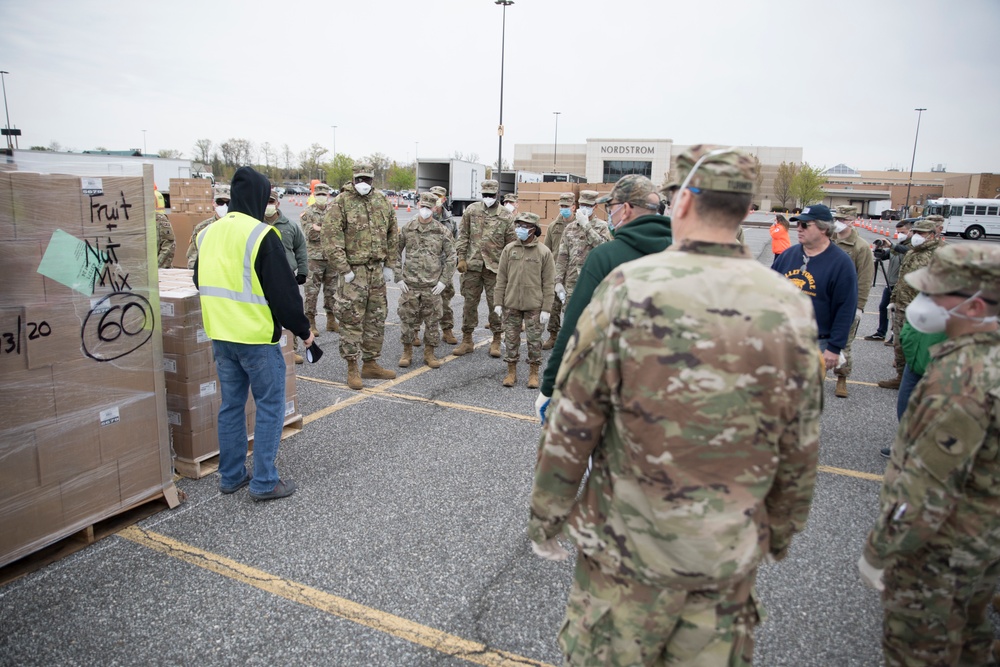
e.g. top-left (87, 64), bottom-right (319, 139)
top-left (495, 0), bottom-right (514, 177)
top-left (0, 70), bottom-right (11, 150)
top-left (142, 129), bottom-right (147, 156)
top-left (904, 108), bottom-right (927, 213)
top-left (552, 111), bottom-right (561, 171)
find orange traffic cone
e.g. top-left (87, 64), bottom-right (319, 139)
top-left (394, 200), bottom-right (398, 210)
top-left (406, 202), bottom-right (411, 212)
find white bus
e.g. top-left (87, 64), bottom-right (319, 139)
top-left (923, 197), bottom-right (1000, 240)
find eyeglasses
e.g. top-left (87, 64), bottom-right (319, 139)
top-left (797, 221), bottom-right (812, 229)
top-left (686, 186), bottom-right (703, 194)
top-left (215, 199), bottom-right (229, 206)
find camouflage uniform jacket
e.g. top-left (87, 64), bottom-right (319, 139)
top-left (433, 209), bottom-right (458, 239)
top-left (156, 212), bottom-right (175, 269)
top-left (554, 216), bottom-right (612, 292)
top-left (186, 214), bottom-right (219, 269)
top-left (397, 218), bottom-right (456, 289)
top-left (834, 227), bottom-right (875, 310)
top-left (864, 330), bottom-right (1000, 569)
top-left (544, 216), bottom-right (568, 258)
top-left (529, 239), bottom-right (822, 590)
top-left (267, 212), bottom-right (308, 276)
top-left (892, 238), bottom-right (944, 310)
top-left (495, 239), bottom-right (555, 313)
top-left (456, 201), bottom-right (515, 273)
top-left (321, 190), bottom-right (399, 273)
top-left (300, 203), bottom-right (330, 260)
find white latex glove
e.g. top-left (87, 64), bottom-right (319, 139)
top-left (397, 280), bottom-right (409, 293)
top-left (575, 210), bottom-right (591, 229)
top-left (855, 308), bottom-right (863, 320)
top-left (539, 311), bottom-right (550, 325)
top-left (555, 284), bottom-right (567, 304)
top-left (857, 554), bottom-right (885, 591)
top-left (531, 537), bottom-right (570, 562)
top-left (534, 393), bottom-right (551, 425)
top-left (431, 281), bottom-right (446, 296)
top-left (343, 271), bottom-right (355, 284)
top-left (382, 267), bottom-right (394, 284)
top-left (493, 306), bottom-right (503, 317)
top-left (837, 351), bottom-right (847, 369)
top-left (887, 302), bottom-right (896, 316)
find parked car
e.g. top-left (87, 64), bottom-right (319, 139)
top-left (284, 185), bottom-right (309, 196)
top-left (272, 186), bottom-right (286, 198)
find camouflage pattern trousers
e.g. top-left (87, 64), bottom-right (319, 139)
top-left (834, 311), bottom-right (862, 379)
top-left (460, 269), bottom-right (501, 335)
top-left (881, 550), bottom-right (1000, 667)
top-left (335, 263), bottom-right (387, 362)
top-left (548, 290), bottom-right (562, 335)
top-left (560, 555), bottom-right (760, 667)
top-left (892, 308), bottom-right (906, 373)
top-left (502, 309), bottom-right (543, 364)
top-left (440, 280), bottom-right (456, 331)
top-left (398, 286), bottom-right (442, 347)
top-left (305, 258), bottom-right (338, 319)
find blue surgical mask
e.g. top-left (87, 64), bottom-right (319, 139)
top-left (515, 227), bottom-right (530, 241)
top-left (560, 208), bottom-right (571, 219)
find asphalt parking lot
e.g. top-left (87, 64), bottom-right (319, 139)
top-left (1, 204), bottom-right (995, 666)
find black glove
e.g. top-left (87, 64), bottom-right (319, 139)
top-left (296, 274), bottom-right (307, 285)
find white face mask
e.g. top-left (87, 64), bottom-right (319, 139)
top-left (314, 195), bottom-right (328, 206)
top-left (215, 204), bottom-right (228, 218)
top-left (503, 203), bottom-right (515, 213)
top-left (418, 207), bottom-right (433, 220)
top-left (482, 197), bottom-right (496, 208)
top-left (265, 204), bottom-right (277, 217)
top-left (911, 233), bottom-right (927, 247)
top-left (833, 221), bottom-right (847, 233)
top-left (579, 206), bottom-right (593, 218)
top-left (354, 182), bottom-right (372, 196)
top-left (438, 197), bottom-right (446, 207)
top-left (906, 291), bottom-right (997, 334)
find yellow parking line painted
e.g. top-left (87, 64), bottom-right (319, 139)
top-left (823, 376), bottom-right (881, 388)
top-left (119, 526), bottom-right (554, 667)
top-left (818, 465), bottom-right (882, 482)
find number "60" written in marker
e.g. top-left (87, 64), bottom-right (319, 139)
top-left (82, 292), bottom-right (154, 361)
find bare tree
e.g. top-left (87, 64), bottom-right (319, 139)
top-left (362, 152), bottom-right (391, 185)
top-left (282, 144), bottom-right (294, 172)
top-left (260, 142), bottom-right (274, 175)
top-left (219, 141), bottom-right (237, 167)
top-left (193, 139), bottom-right (212, 165)
top-left (158, 149), bottom-right (183, 159)
top-left (48, 141), bottom-right (62, 152)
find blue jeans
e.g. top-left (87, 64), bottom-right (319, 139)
top-left (896, 364), bottom-right (921, 421)
top-left (213, 340), bottom-right (286, 494)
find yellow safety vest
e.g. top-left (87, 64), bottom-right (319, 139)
top-left (196, 212), bottom-right (276, 344)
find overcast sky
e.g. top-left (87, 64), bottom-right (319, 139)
top-left (3, 0), bottom-right (998, 174)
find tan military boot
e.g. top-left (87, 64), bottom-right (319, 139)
top-left (835, 376), bottom-right (848, 398)
top-left (441, 329), bottom-right (458, 345)
top-left (399, 344), bottom-right (413, 368)
top-left (527, 363), bottom-right (540, 389)
top-left (361, 359), bottom-right (397, 380)
top-left (489, 332), bottom-right (502, 358)
top-left (453, 332), bottom-right (474, 356)
top-left (412, 329), bottom-right (422, 347)
top-left (423, 346), bottom-right (442, 369)
top-left (346, 359), bottom-right (362, 390)
top-left (294, 353), bottom-right (304, 365)
top-left (542, 332), bottom-right (557, 350)
top-left (877, 374), bottom-right (901, 390)
top-left (502, 362), bottom-right (517, 387)
top-left (326, 314), bottom-right (339, 333)
top-left (308, 316), bottom-right (320, 338)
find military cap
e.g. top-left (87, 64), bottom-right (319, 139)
top-left (904, 243), bottom-right (1000, 296)
top-left (596, 174), bottom-right (660, 210)
top-left (353, 164), bottom-right (375, 178)
top-left (924, 214), bottom-right (945, 224)
top-left (481, 180), bottom-right (499, 195)
top-left (314, 183), bottom-right (334, 195)
top-left (268, 188), bottom-right (280, 202)
top-left (790, 204), bottom-right (833, 223)
top-left (662, 145), bottom-right (758, 195)
top-left (214, 185), bottom-right (231, 201)
top-left (558, 192), bottom-right (576, 206)
top-left (429, 186), bottom-right (447, 198)
top-left (833, 205), bottom-right (858, 220)
top-left (514, 211), bottom-right (541, 232)
top-left (418, 192), bottom-right (438, 208)
top-left (503, 193), bottom-right (518, 203)
top-left (578, 190), bottom-right (600, 206)
top-left (911, 218), bottom-right (937, 233)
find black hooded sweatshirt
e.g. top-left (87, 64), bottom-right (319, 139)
top-left (193, 166), bottom-right (311, 344)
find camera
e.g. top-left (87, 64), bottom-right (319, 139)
top-left (872, 238), bottom-right (891, 261)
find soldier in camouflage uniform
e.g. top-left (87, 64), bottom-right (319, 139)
top-left (554, 190), bottom-right (612, 307)
top-left (529, 147), bottom-right (821, 666)
top-left (156, 212), bottom-right (176, 268)
top-left (832, 205), bottom-right (875, 398)
top-left (321, 164), bottom-right (399, 390)
top-left (186, 185), bottom-right (230, 268)
top-left (396, 192), bottom-right (456, 370)
top-left (453, 179), bottom-right (516, 358)
top-left (301, 183), bottom-right (339, 337)
top-left (423, 185), bottom-right (458, 346)
top-left (502, 192), bottom-right (518, 216)
top-left (494, 212), bottom-right (554, 388)
top-left (264, 189), bottom-right (309, 364)
top-left (860, 244), bottom-right (1000, 667)
top-left (542, 192), bottom-right (574, 350)
top-left (879, 217), bottom-right (945, 388)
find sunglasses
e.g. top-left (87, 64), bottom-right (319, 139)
top-left (215, 199), bottom-right (229, 206)
top-left (797, 221), bottom-right (813, 229)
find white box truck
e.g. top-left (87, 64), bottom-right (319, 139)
top-left (416, 159), bottom-right (488, 217)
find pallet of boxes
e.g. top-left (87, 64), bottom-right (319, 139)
top-left (159, 269), bottom-right (302, 479)
top-left (514, 182), bottom-right (615, 238)
top-left (167, 178), bottom-right (215, 268)
top-left (0, 164), bottom-right (180, 573)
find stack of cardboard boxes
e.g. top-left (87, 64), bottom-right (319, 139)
top-left (513, 182), bottom-right (615, 237)
top-left (166, 178), bottom-right (214, 268)
top-left (159, 269), bottom-right (301, 478)
top-left (0, 166), bottom-right (176, 568)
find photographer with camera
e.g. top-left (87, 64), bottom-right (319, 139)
top-left (865, 220), bottom-right (912, 348)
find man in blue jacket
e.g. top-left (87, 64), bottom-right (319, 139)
top-left (772, 204), bottom-right (858, 371)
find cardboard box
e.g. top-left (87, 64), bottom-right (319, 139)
top-left (23, 300), bottom-right (87, 370)
top-left (98, 394), bottom-right (161, 464)
top-left (0, 430), bottom-right (41, 500)
top-left (60, 462), bottom-right (120, 528)
top-left (0, 366), bottom-right (56, 432)
top-left (118, 450), bottom-right (168, 506)
top-left (171, 427), bottom-right (219, 461)
top-left (0, 306), bottom-right (29, 374)
top-left (168, 400), bottom-right (220, 435)
top-left (163, 347), bottom-right (215, 383)
top-left (35, 412), bottom-right (102, 486)
top-left (161, 324), bottom-right (211, 356)
top-left (51, 357), bottom-right (157, 418)
top-left (10, 173), bottom-right (88, 239)
top-left (165, 377), bottom-right (219, 410)
top-left (80, 176), bottom-right (148, 237)
top-left (0, 240), bottom-right (46, 306)
top-left (167, 212), bottom-right (212, 268)
top-left (0, 171), bottom-right (14, 241)
top-left (0, 485), bottom-right (64, 563)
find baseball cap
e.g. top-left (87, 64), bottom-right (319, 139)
top-left (481, 180), bottom-right (499, 195)
top-left (596, 175), bottom-right (659, 209)
top-left (558, 192), bottom-right (575, 206)
top-left (418, 192), bottom-right (438, 208)
top-left (790, 205), bottom-right (833, 223)
top-left (578, 190), bottom-right (600, 206)
top-left (353, 164), bottom-right (375, 178)
top-left (514, 211), bottom-right (541, 232)
top-left (429, 186), bottom-right (447, 198)
top-left (911, 218), bottom-right (936, 233)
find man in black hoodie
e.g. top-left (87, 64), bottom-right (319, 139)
top-left (194, 166), bottom-right (314, 501)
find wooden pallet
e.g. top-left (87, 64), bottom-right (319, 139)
top-left (173, 414), bottom-right (304, 480)
top-left (0, 484), bottom-right (181, 587)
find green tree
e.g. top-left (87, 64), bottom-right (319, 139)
top-left (790, 163), bottom-right (826, 207)
top-left (387, 162), bottom-right (415, 192)
top-left (324, 153), bottom-right (354, 188)
top-left (773, 161), bottom-right (798, 209)
top-left (158, 149), bottom-right (182, 159)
